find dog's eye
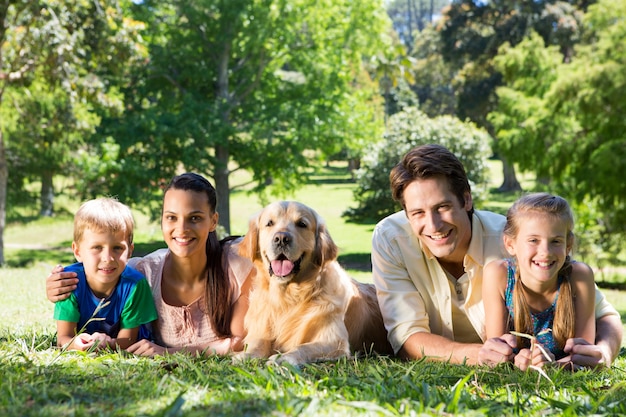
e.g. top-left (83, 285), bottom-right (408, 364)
top-left (296, 220), bottom-right (308, 228)
top-left (265, 220), bottom-right (274, 227)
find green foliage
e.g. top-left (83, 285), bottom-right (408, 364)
top-left (0, 0), bottom-right (146, 221)
top-left (85, 0), bottom-right (392, 231)
top-left (489, 0), bottom-right (626, 241)
top-left (1, 329), bottom-right (626, 416)
top-left (345, 107), bottom-right (491, 222)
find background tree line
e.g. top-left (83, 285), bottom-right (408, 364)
top-left (1, 0), bottom-right (624, 269)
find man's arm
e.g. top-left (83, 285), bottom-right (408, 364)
top-left (399, 332), bottom-right (484, 365)
top-left (596, 313), bottom-right (623, 364)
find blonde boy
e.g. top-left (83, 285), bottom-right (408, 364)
top-left (54, 198), bottom-right (157, 351)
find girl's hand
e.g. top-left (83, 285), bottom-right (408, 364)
top-left (514, 343), bottom-right (554, 371)
top-left (126, 339), bottom-right (168, 357)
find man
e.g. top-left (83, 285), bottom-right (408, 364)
top-left (372, 143), bottom-right (622, 369)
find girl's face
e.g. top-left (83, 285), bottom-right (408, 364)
top-left (161, 188), bottom-right (218, 259)
top-left (504, 213), bottom-right (570, 289)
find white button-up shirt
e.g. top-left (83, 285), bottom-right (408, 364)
top-left (372, 209), bottom-right (617, 354)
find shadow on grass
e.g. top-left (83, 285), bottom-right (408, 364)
top-left (5, 240), bottom-right (167, 268)
top-left (338, 253), bottom-right (371, 272)
top-left (308, 165), bottom-right (354, 185)
top-left (6, 246), bottom-right (75, 268)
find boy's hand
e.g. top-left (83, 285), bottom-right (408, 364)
top-left (89, 332), bottom-right (114, 350)
top-left (73, 334), bottom-right (96, 351)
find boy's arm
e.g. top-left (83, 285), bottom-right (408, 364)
top-left (114, 328), bottom-right (139, 350)
top-left (56, 321), bottom-right (78, 349)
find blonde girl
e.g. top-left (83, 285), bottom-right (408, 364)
top-left (483, 193), bottom-right (596, 369)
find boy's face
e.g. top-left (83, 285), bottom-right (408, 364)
top-left (72, 228), bottom-right (133, 295)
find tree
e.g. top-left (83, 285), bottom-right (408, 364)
top-left (386, 0), bottom-right (450, 51)
top-left (488, 0), bottom-right (626, 261)
top-left (86, 0), bottom-right (392, 233)
top-left (437, 0), bottom-right (592, 192)
top-left (345, 107), bottom-right (491, 222)
top-left (0, 0), bottom-right (145, 264)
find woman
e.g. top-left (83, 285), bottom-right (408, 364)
top-left (46, 173), bottom-right (254, 356)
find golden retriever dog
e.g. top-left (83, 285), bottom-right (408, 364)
top-left (234, 201), bottom-right (392, 366)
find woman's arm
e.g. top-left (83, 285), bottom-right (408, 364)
top-left (229, 267), bottom-right (255, 351)
top-left (46, 265), bottom-right (79, 302)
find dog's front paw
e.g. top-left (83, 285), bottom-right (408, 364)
top-left (231, 351), bottom-right (252, 364)
top-left (267, 352), bottom-right (302, 367)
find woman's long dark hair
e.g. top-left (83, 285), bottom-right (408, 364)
top-left (164, 173), bottom-right (232, 337)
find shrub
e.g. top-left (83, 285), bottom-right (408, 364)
top-left (344, 107), bottom-right (492, 222)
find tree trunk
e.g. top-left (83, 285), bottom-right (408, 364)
top-left (40, 170), bottom-right (54, 217)
top-left (214, 144), bottom-right (231, 235)
top-left (0, 130), bottom-right (7, 265)
top-left (498, 156), bottom-right (522, 192)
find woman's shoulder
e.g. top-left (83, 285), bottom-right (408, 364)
top-left (128, 248), bottom-right (169, 282)
top-left (222, 237), bottom-right (254, 284)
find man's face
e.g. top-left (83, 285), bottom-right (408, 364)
top-left (403, 177), bottom-right (473, 269)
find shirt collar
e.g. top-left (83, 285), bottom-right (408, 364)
top-left (464, 211), bottom-right (484, 268)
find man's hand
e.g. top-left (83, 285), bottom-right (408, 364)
top-left (126, 339), bottom-right (169, 357)
top-left (478, 334), bottom-right (516, 366)
top-left (557, 337), bottom-right (609, 369)
top-left (46, 264), bottom-right (79, 302)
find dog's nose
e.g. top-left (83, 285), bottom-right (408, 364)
top-left (273, 232), bottom-right (291, 247)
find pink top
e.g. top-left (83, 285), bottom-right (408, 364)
top-left (128, 239), bottom-right (252, 354)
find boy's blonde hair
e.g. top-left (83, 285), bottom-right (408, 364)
top-left (73, 197), bottom-right (135, 245)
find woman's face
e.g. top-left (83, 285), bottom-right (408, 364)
top-left (161, 188), bottom-right (219, 259)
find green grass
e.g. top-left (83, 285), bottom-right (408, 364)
top-left (2, 161), bottom-right (626, 416)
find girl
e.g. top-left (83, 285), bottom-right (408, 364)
top-left (47, 173), bottom-right (255, 356)
top-left (483, 193), bottom-right (596, 369)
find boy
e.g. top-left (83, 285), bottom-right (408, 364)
top-left (54, 197), bottom-right (157, 351)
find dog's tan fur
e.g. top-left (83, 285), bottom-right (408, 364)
top-left (234, 201), bottom-right (392, 366)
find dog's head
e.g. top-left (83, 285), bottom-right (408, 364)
top-left (239, 201), bottom-right (338, 283)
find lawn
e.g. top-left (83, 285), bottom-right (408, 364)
top-left (1, 161), bottom-right (626, 416)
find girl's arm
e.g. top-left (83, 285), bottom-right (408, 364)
top-left (571, 261), bottom-right (596, 344)
top-left (482, 260), bottom-right (510, 339)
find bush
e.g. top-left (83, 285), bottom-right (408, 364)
top-left (344, 107), bottom-right (492, 222)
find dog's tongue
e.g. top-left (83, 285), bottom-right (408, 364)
top-left (271, 259), bottom-right (294, 277)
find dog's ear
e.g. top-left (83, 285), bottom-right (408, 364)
top-left (239, 210), bottom-right (261, 261)
top-left (313, 219), bottom-right (338, 266)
